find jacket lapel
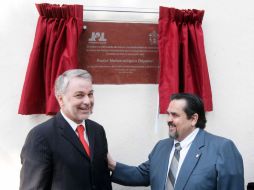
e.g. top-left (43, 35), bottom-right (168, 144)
top-left (85, 120), bottom-right (95, 161)
top-left (161, 139), bottom-right (174, 190)
top-left (56, 113), bottom-right (90, 160)
top-left (174, 130), bottom-right (205, 190)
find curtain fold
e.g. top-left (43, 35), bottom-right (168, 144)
top-left (158, 6), bottom-right (213, 113)
top-left (18, 3), bottom-right (83, 115)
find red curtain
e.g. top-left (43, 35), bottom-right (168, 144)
top-left (158, 7), bottom-right (213, 114)
top-left (18, 3), bottom-right (83, 115)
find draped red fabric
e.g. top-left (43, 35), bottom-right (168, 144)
top-left (18, 3), bottom-right (83, 115)
top-left (158, 6), bottom-right (213, 114)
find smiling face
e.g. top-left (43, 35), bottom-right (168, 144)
top-left (57, 77), bottom-right (94, 124)
top-left (167, 99), bottom-right (198, 141)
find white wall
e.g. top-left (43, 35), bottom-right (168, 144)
top-left (0, 0), bottom-right (254, 189)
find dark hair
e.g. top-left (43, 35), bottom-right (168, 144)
top-left (170, 93), bottom-right (207, 129)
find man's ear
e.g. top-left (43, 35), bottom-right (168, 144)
top-left (191, 113), bottom-right (198, 127)
top-left (56, 94), bottom-right (64, 107)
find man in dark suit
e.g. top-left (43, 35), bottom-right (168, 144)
top-left (20, 69), bottom-right (112, 190)
top-left (108, 93), bottom-right (244, 190)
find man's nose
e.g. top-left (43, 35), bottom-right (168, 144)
top-left (167, 114), bottom-right (173, 123)
top-left (82, 95), bottom-right (90, 104)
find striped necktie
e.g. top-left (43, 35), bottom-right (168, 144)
top-left (166, 142), bottom-right (182, 190)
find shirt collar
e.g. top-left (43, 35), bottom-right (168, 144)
top-left (60, 110), bottom-right (86, 132)
top-left (174, 128), bottom-right (199, 149)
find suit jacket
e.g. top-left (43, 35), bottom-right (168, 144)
top-left (112, 129), bottom-right (244, 190)
top-left (20, 112), bottom-right (112, 190)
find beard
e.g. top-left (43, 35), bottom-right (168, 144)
top-left (169, 130), bottom-right (179, 139)
top-left (168, 122), bottom-right (179, 139)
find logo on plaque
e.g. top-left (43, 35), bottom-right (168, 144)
top-left (88, 32), bottom-right (107, 42)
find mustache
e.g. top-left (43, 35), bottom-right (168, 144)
top-left (168, 122), bottom-right (175, 127)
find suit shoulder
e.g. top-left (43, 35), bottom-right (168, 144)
top-left (152, 138), bottom-right (171, 151)
top-left (25, 117), bottom-right (57, 143)
top-left (30, 117), bottom-right (55, 133)
top-left (147, 138), bottom-right (172, 160)
top-left (86, 119), bottom-right (104, 129)
top-left (204, 131), bottom-right (231, 141)
top-left (203, 130), bottom-right (236, 147)
top-left (157, 138), bottom-right (171, 145)
top-left (203, 131), bottom-right (243, 161)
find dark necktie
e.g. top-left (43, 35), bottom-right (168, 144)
top-left (76, 125), bottom-right (90, 157)
top-left (166, 142), bottom-right (182, 190)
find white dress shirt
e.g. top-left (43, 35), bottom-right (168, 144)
top-left (60, 110), bottom-right (89, 145)
top-left (166, 128), bottom-right (199, 184)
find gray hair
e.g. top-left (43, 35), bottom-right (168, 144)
top-left (55, 69), bottom-right (92, 96)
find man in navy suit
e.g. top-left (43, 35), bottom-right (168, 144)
top-left (20, 69), bottom-right (112, 190)
top-left (108, 93), bottom-right (244, 190)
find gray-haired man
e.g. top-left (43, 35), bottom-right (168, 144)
top-left (20, 69), bottom-right (112, 190)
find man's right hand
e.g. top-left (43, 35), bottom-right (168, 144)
top-left (107, 153), bottom-right (116, 171)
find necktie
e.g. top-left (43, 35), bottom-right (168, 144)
top-left (76, 125), bottom-right (90, 157)
top-left (166, 142), bottom-right (182, 190)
